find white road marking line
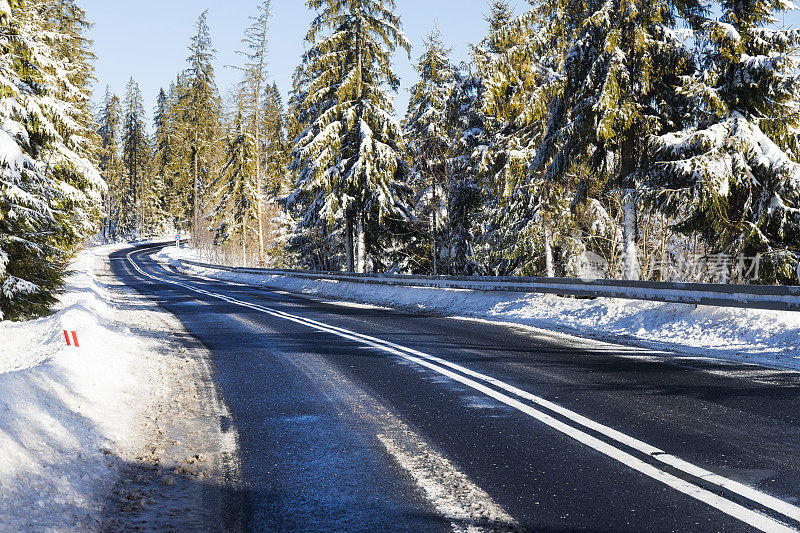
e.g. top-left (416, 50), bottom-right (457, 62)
top-left (277, 343), bottom-right (521, 533)
top-left (377, 434), bottom-right (519, 533)
top-left (127, 249), bottom-right (800, 532)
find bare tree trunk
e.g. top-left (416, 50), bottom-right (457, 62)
top-left (622, 192), bottom-right (640, 281)
top-left (620, 138), bottom-right (640, 281)
top-left (105, 189), bottom-right (112, 243)
top-left (544, 217), bottom-right (555, 278)
top-left (251, 4), bottom-right (270, 268)
top-left (242, 220), bottom-right (247, 267)
top-left (432, 176), bottom-right (438, 276)
top-left (193, 142), bottom-right (199, 244)
top-left (356, 209), bottom-right (366, 273)
top-left (658, 214), bottom-right (668, 282)
top-left (345, 216), bottom-right (355, 273)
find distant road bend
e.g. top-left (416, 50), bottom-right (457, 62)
top-left (113, 242), bottom-right (800, 532)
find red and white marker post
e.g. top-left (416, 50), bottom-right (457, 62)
top-left (63, 330), bottom-right (79, 348)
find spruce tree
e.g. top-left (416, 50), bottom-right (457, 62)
top-left (292, 0), bottom-right (412, 273)
top-left (472, 2), bottom-right (567, 277)
top-left (404, 27), bottom-right (455, 274)
top-left (210, 89), bottom-right (259, 265)
top-left (443, 65), bottom-right (489, 274)
top-left (164, 74), bottom-right (193, 228)
top-left (285, 63), bottom-right (334, 270)
top-left (239, 0), bottom-right (272, 266)
top-left (183, 10), bottom-right (220, 239)
top-left (0, 0), bottom-right (102, 320)
top-left (532, 0), bottom-right (700, 280)
top-left (263, 83), bottom-right (287, 197)
top-left (646, 0), bottom-right (800, 284)
top-left (150, 88), bottom-right (174, 233)
top-left (122, 78), bottom-right (149, 238)
top-left (97, 87), bottom-right (123, 241)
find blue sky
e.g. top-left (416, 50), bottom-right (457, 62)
top-left (82, 0), bottom-right (525, 129)
top-left (82, 0), bottom-right (800, 130)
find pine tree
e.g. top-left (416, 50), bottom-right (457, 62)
top-left (443, 65), bottom-right (489, 274)
top-left (404, 27), bottom-right (455, 274)
top-left (532, 0), bottom-right (700, 280)
top-left (183, 10), bottom-right (220, 239)
top-left (472, 2), bottom-right (569, 277)
top-left (285, 63), bottom-right (334, 270)
top-left (239, 0), bottom-right (272, 266)
top-left (646, 0), bottom-right (800, 284)
top-left (122, 78), bottom-right (149, 237)
top-left (292, 0), bottom-right (412, 273)
top-left (97, 87), bottom-right (123, 241)
top-left (150, 88), bottom-right (174, 233)
top-left (262, 83), bottom-right (287, 196)
top-left (28, 0), bottom-right (103, 249)
top-left (36, 0), bottom-right (97, 161)
top-left (164, 74), bottom-right (193, 228)
top-left (261, 83), bottom-right (294, 264)
top-left (210, 88), bottom-right (260, 265)
top-left (0, 0), bottom-right (102, 320)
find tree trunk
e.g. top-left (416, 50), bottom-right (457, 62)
top-left (321, 223), bottom-right (329, 271)
top-left (658, 215), bottom-right (668, 282)
top-left (242, 221), bottom-right (247, 268)
top-left (622, 191), bottom-right (640, 281)
top-left (193, 143), bottom-right (199, 243)
top-left (252, 10), bottom-right (269, 268)
top-left (356, 209), bottom-right (366, 274)
top-left (345, 215), bottom-right (355, 273)
top-left (620, 138), bottom-right (640, 281)
top-left (255, 103), bottom-right (265, 268)
top-left (432, 177), bottom-right (438, 275)
top-left (544, 218), bottom-right (555, 278)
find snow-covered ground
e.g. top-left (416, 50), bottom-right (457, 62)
top-left (0, 245), bottom-right (237, 531)
top-left (159, 246), bottom-right (800, 372)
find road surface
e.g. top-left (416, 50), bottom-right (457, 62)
top-left (110, 243), bottom-right (800, 532)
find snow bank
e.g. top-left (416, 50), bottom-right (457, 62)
top-left (0, 247), bottom-right (164, 530)
top-left (159, 246), bottom-right (800, 371)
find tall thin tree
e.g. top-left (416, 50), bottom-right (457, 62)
top-left (293, 0), bottom-right (412, 273)
top-left (239, 0), bottom-right (272, 267)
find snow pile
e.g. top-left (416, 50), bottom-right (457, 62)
top-left (0, 247), bottom-right (160, 530)
top-left (159, 246), bottom-right (800, 371)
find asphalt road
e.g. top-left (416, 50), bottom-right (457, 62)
top-left (111, 243), bottom-right (800, 532)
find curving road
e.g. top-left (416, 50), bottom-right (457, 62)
top-left (110, 243), bottom-right (800, 532)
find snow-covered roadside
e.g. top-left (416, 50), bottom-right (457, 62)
top-left (158, 246), bottom-right (800, 372)
top-left (0, 245), bottom-right (238, 531)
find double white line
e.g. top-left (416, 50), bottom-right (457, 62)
top-left (127, 248), bottom-right (800, 532)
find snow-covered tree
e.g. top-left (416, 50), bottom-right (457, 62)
top-left (472, 2), bottom-right (569, 277)
top-left (150, 88), bottom-right (175, 233)
top-left (262, 83), bottom-right (288, 197)
top-left (162, 74), bottom-right (192, 228)
top-left (0, 0), bottom-right (102, 320)
top-left (210, 89), bottom-right (259, 265)
top-left (404, 26), bottom-right (455, 274)
top-left (532, 0), bottom-right (699, 280)
top-left (443, 65), bottom-right (489, 274)
top-left (121, 78), bottom-right (149, 237)
top-left (239, 0), bottom-right (272, 266)
top-left (291, 0), bottom-right (412, 273)
top-left (260, 83), bottom-right (294, 264)
top-left (183, 10), bottom-right (220, 238)
top-left (646, 0), bottom-right (800, 284)
top-left (285, 63), bottom-right (336, 270)
top-left (97, 86), bottom-right (123, 241)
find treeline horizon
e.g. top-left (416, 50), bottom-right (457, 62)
top-left (97, 0), bottom-right (800, 296)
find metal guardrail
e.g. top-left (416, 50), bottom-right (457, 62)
top-left (176, 259), bottom-right (800, 312)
